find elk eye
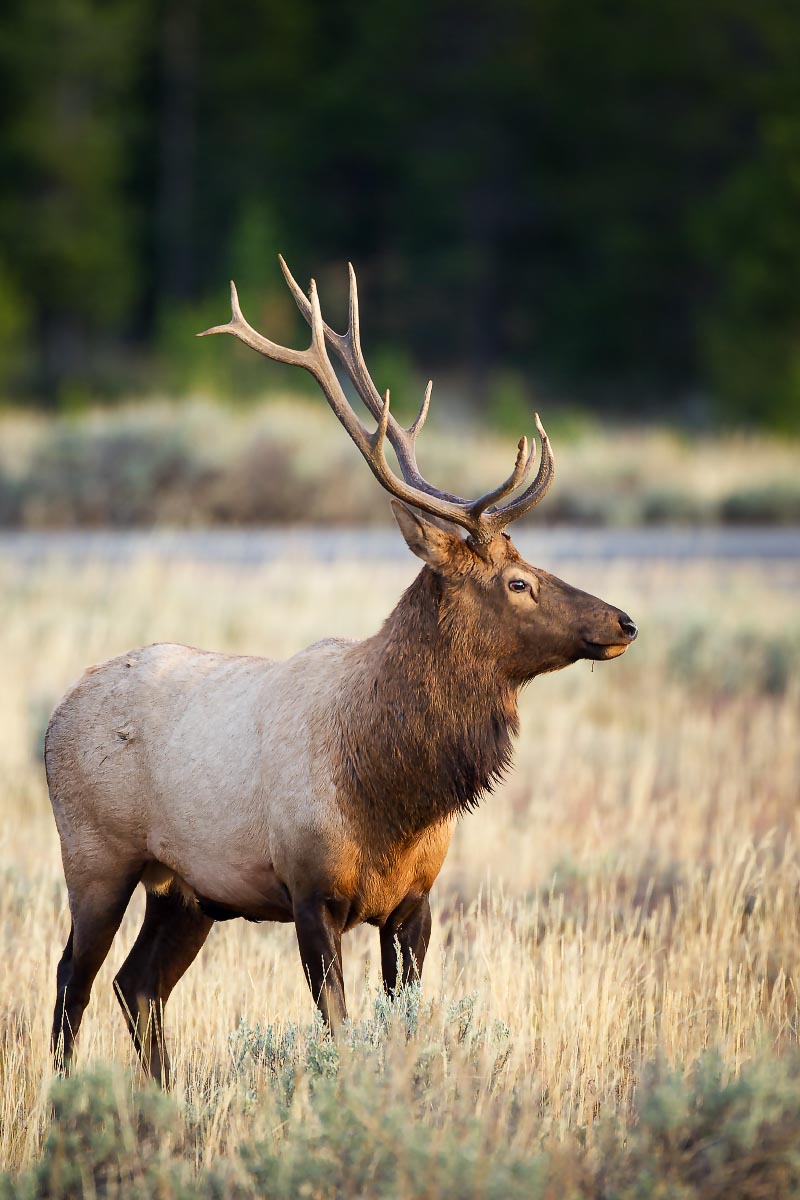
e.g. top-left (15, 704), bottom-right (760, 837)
top-left (508, 579), bottom-right (528, 593)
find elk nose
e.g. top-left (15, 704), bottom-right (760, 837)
top-left (618, 614), bottom-right (638, 641)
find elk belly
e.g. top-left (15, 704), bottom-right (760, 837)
top-left (162, 854), bottom-right (293, 923)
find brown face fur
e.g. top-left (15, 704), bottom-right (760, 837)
top-left (391, 502), bottom-right (637, 686)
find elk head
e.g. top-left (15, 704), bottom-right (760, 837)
top-left (199, 259), bottom-right (637, 681)
top-left (388, 501), bottom-right (636, 685)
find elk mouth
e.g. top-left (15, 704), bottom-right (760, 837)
top-left (580, 612), bottom-right (638, 661)
top-left (582, 640), bottom-right (631, 661)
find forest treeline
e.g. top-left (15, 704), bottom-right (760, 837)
top-left (1, 0), bottom-right (799, 427)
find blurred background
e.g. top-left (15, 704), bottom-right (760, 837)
top-left (2, 4), bottom-right (800, 1173)
top-left (0, 0), bottom-right (798, 528)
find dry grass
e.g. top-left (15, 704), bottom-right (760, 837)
top-left (0, 547), bottom-right (799, 1189)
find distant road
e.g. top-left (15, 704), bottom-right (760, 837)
top-left (1, 527), bottom-right (799, 565)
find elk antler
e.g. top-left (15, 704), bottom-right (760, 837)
top-left (198, 260), bottom-right (554, 543)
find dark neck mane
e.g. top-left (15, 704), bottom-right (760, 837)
top-left (333, 568), bottom-right (519, 844)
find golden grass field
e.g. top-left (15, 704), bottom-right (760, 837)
top-left (1, 543), bottom-right (799, 1191)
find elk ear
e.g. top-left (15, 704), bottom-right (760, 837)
top-left (390, 500), bottom-right (466, 571)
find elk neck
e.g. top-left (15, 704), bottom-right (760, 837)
top-left (331, 566), bottom-right (520, 845)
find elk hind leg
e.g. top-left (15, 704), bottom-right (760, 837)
top-left (52, 872), bottom-right (139, 1072)
top-left (113, 885), bottom-right (213, 1088)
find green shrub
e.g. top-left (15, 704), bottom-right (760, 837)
top-left (641, 487), bottom-right (710, 525)
top-left (0, 402), bottom-right (798, 528)
top-left (236, 1081), bottom-right (551, 1200)
top-left (21, 427), bottom-right (208, 527)
top-left (208, 436), bottom-right (312, 524)
top-left (6, 1047), bottom-right (800, 1198)
top-left (593, 1052), bottom-right (800, 1199)
top-left (669, 623), bottom-right (800, 697)
top-left (0, 470), bottom-right (22, 524)
top-left (0, 1069), bottom-right (195, 1199)
top-left (720, 484), bottom-right (800, 525)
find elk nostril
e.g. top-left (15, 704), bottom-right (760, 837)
top-left (619, 615), bottom-right (638, 640)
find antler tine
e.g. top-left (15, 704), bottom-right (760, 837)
top-left (408, 380), bottom-right (432, 439)
top-left (469, 435), bottom-right (536, 520)
top-left (280, 255), bottom-right (380, 412)
top-left (347, 261), bottom-right (360, 347)
top-left (305, 276), bottom-right (372, 443)
top-left (306, 277), bottom-right (328, 355)
top-left (341, 264), bottom-right (430, 446)
top-left (280, 255), bottom-right (342, 354)
top-left (373, 388), bottom-right (392, 449)
top-left (345, 264), bottom-right (426, 442)
top-left (481, 414), bottom-right (555, 535)
top-left (197, 281), bottom-right (308, 370)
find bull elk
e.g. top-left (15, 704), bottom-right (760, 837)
top-left (47, 258), bottom-right (637, 1086)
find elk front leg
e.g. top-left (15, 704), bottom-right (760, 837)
top-left (380, 893), bottom-right (432, 993)
top-left (294, 894), bottom-right (347, 1031)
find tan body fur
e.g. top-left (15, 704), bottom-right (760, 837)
top-left (47, 638), bottom-right (453, 931)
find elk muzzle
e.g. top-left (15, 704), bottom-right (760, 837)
top-left (581, 610), bottom-right (638, 660)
